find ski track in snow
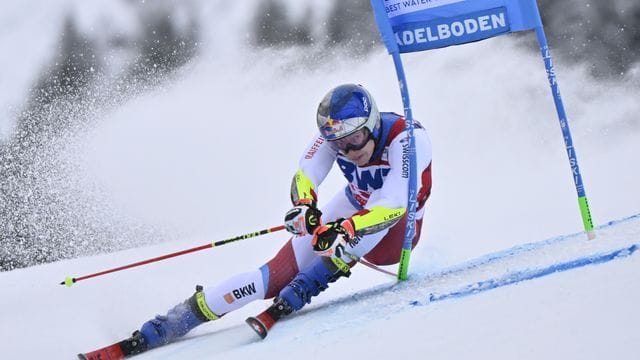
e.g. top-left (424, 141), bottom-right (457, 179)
top-left (130, 213), bottom-right (640, 359)
top-left (0, 213), bottom-right (637, 359)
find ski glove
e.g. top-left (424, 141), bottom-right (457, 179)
top-left (284, 204), bottom-right (322, 236)
top-left (311, 219), bottom-right (356, 259)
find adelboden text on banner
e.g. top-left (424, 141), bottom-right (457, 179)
top-left (370, 0), bottom-right (596, 279)
top-left (384, 0), bottom-right (542, 52)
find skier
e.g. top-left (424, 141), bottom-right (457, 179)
top-left (79, 83), bottom-right (433, 359)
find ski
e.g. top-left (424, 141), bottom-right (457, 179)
top-left (245, 297), bottom-right (292, 339)
top-left (245, 312), bottom-right (274, 339)
top-left (78, 343), bottom-right (124, 360)
top-left (78, 331), bottom-right (147, 360)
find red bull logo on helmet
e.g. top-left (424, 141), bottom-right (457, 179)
top-left (320, 119), bottom-right (345, 139)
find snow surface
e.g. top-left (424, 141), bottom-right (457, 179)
top-left (1, 215), bottom-right (638, 359)
top-left (1, 1), bottom-right (639, 359)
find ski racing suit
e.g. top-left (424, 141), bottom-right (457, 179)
top-left (201, 112), bottom-right (432, 313)
top-left (140, 112), bottom-right (432, 348)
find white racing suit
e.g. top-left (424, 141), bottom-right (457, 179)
top-left (139, 112), bottom-right (433, 348)
top-left (203, 112), bottom-right (433, 314)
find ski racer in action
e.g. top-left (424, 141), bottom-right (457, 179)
top-left (80, 83), bottom-right (433, 359)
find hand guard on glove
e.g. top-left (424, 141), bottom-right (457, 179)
top-left (284, 204), bottom-right (322, 236)
top-left (311, 218), bottom-right (356, 259)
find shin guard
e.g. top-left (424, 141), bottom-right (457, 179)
top-left (140, 286), bottom-right (220, 349)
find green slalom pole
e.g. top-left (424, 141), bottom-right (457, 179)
top-left (533, 15), bottom-right (595, 240)
top-left (369, 0), bottom-right (419, 281)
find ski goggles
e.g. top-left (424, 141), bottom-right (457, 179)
top-left (327, 127), bottom-right (373, 153)
top-left (319, 116), bottom-right (369, 140)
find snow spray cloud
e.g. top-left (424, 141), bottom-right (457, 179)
top-left (1, 0), bottom-right (638, 271)
top-left (0, 0), bottom-right (201, 271)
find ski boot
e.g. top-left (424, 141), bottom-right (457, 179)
top-left (247, 256), bottom-right (350, 338)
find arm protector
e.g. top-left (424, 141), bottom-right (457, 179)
top-left (290, 169), bottom-right (317, 206)
top-left (350, 206), bottom-right (406, 236)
